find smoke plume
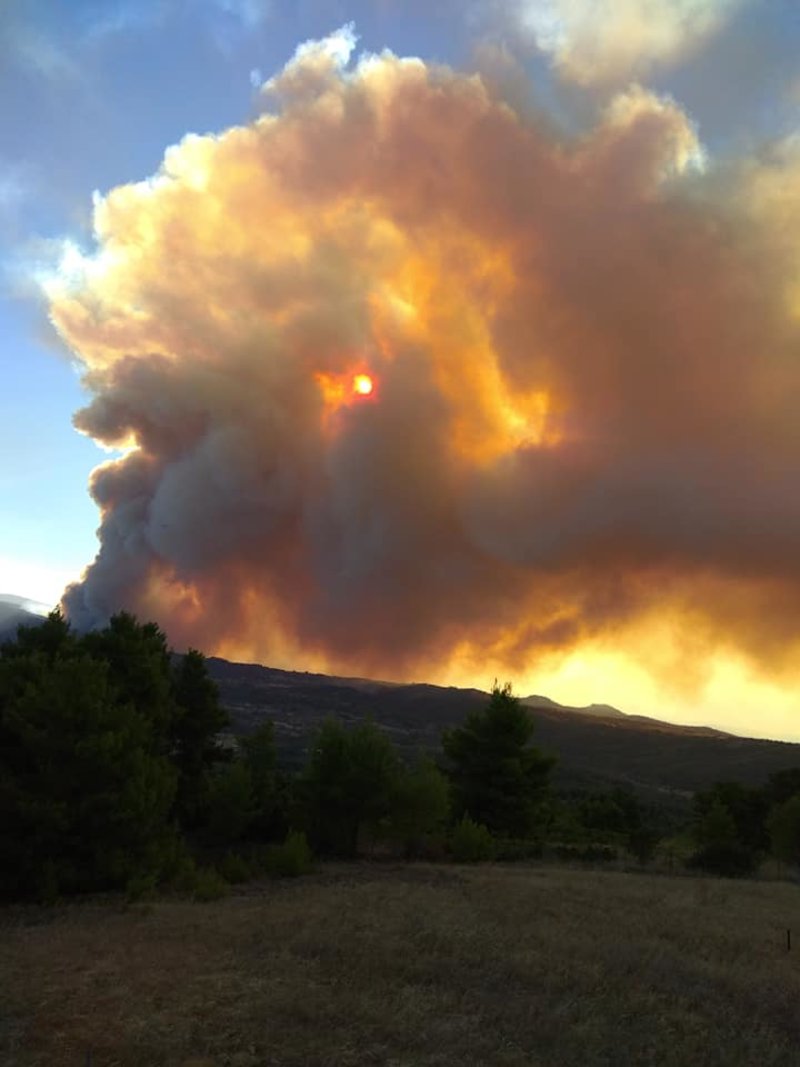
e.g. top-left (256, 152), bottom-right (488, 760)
top-left (50, 27), bottom-right (800, 698)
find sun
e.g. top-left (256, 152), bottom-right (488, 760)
top-left (353, 373), bottom-right (374, 397)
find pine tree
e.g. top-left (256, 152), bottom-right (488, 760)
top-left (442, 683), bottom-right (555, 839)
top-left (171, 649), bottom-right (229, 826)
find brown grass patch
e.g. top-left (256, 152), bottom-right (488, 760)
top-left (3, 863), bottom-right (800, 1066)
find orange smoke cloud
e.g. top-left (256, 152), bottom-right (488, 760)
top-left (50, 28), bottom-right (800, 711)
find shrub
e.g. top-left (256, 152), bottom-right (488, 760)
top-left (192, 867), bottom-right (230, 902)
top-left (767, 795), bottom-right (800, 866)
top-left (628, 826), bottom-right (660, 865)
top-left (493, 837), bottom-right (543, 862)
top-left (386, 757), bottom-right (451, 857)
top-left (218, 852), bottom-right (252, 884)
top-left (686, 843), bottom-right (759, 878)
top-left (148, 832), bottom-right (195, 883)
top-left (165, 853), bottom-right (199, 894)
top-left (414, 834), bottom-right (449, 862)
top-left (265, 831), bottom-right (314, 878)
top-left (551, 843), bottom-right (618, 864)
top-left (242, 844), bottom-right (270, 876)
top-left (125, 872), bottom-right (159, 903)
top-left (449, 816), bottom-right (495, 863)
top-left (35, 860), bottom-right (61, 906)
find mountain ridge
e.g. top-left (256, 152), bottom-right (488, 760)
top-left (4, 600), bottom-right (797, 800)
top-left (204, 655), bottom-right (800, 800)
top-left (0, 596), bottom-right (47, 641)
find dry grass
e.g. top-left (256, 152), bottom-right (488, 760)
top-left (3, 863), bottom-right (800, 1066)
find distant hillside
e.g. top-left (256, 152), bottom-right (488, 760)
top-left (206, 657), bottom-right (800, 802)
top-left (4, 602), bottom-right (797, 803)
top-left (521, 695), bottom-right (627, 719)
top-left (0, 595), bottom-right (46, 643)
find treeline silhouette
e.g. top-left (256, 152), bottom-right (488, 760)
top-left (2, 611), bottom-right (799, 902)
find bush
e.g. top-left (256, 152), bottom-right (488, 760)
top-left (413, 834), bottom-right (449, 862)
top-left (192, 867), bottom-right (230, 902)
top-left (449, 816), bottom-right (495, 863)
top-left (217, 852), bottom-right (252, 884)
top-left (628, 826), bottom-right (660, 865)
top-left (767, 795), bottom-right (800, 866)
top-left (165, 853), bottom-right (199, 894)
top-left (493, 837), bottom-right (543, 862)
top-left (551, 843), bottom-right (618, 864)
top-left (686, 843), bottom-right (759, 878)
top-left (147, 832), bottom-right (195, 883)
top-left (265, 831), bottom-right (314, 878)
top-left (35, 860), bottom-right (61, 907)
top-left (125, 872), bottom-right (159, 903)
top-left (386, 757), bottom-right (451, 857)
top-left (242, 844), bottom-right (270, 876)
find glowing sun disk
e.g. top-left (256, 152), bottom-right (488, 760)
top-left (353, 373), bottom-right (374, 396)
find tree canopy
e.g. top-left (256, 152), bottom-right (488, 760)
top-left (0, 611), bottom-right (229, 899)
top-left (442, 682), bottom-right (555, 838)
top-left (299, 718), bottom-right (402, 857)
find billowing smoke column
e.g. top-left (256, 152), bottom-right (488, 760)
top-left (52, 28), bottom-right (800, 690)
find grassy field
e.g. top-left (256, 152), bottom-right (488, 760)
top-left (4, 862), bottom-right (800, 1067)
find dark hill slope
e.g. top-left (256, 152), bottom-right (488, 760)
top-left (0, 598), bottom-right (45, 643)
top-left (206, 657), bottom-right (800, 798)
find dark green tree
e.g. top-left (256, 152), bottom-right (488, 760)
top-left (767, 795), bottom-right (800, 866)
top-left (764, 768), bottom-right (800, 807)
top-left (693, 781), bottom-right (768, 854)
top-left (628, 824), bottom-right (660, 865)
top-left (1, 608), bottom-right (74, 662)
top-left (299, 719), bottom-right (402, 857)
top-left (576, 787), bottom-right (660, 862)
top-left (82, 612), bottom-right (176, 739)
top-left (579, 789), bottom-right (635, 836)
top-left (206, 760), bottom-right (255, 844)
top-left (386, 756), bottom-right (451, 857)
top-left (0, 639), bottom-right (177, 899)
top-left (0, 611), bottom-right (234, 900)
top-left (240, 720), bottom-right (286, 840)
top-left (171, 649), bottom-right (229, 827)
top-left (688, 798), bottom-right (758, 877)
top-left (442, 683), bottom-right (555, 839)
top-left (696, 798), bottom-right (737, 849)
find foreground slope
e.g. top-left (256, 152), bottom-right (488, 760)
top-left (207, 657), bottom-right (800, 796)
top-left (4, 863), bottom-right (800, 1067)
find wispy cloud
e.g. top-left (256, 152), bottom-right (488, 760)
top-left (212, 0), bottom-right (272, 29)
top-left (80, 1), bottom-right (167, 43)
top-left (6, 21), bottom-right (82, 82)
top-left (510, 0), bottom-right (743, 86)
top-left (0, 166), bottom-right (31, 212)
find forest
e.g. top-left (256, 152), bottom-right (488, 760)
top-left (3, 611), bottom-right (800, 904)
